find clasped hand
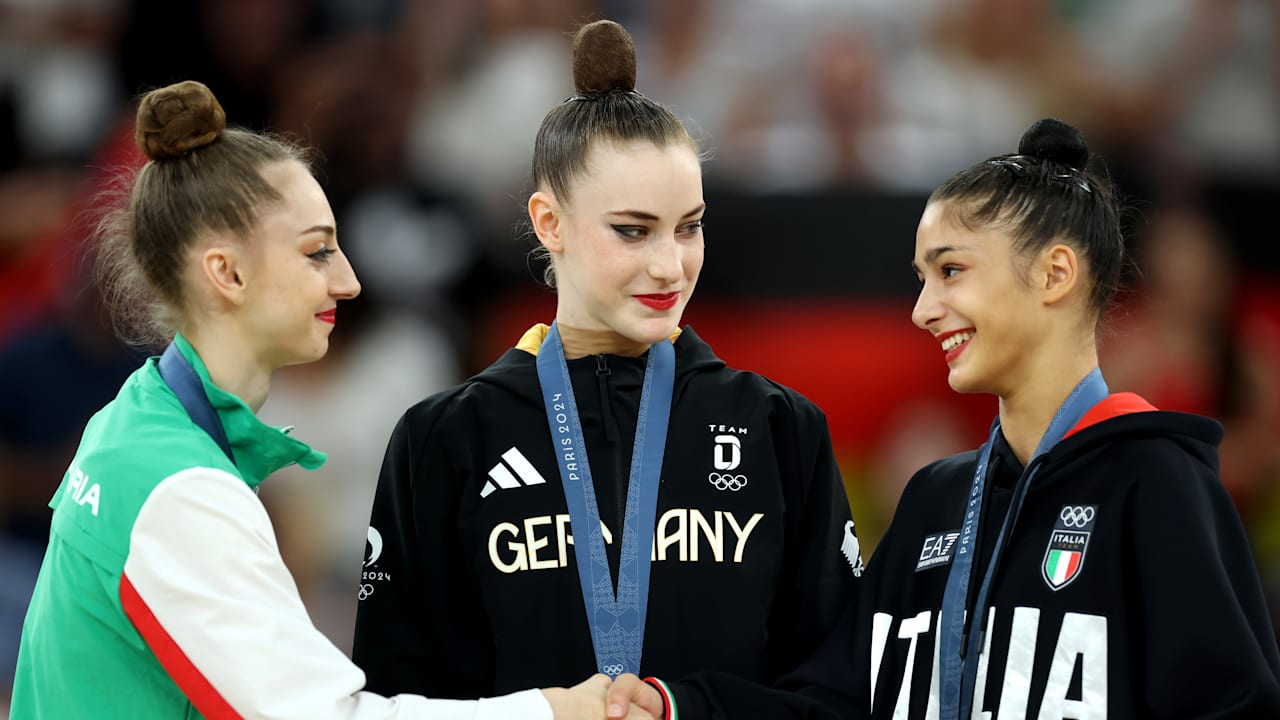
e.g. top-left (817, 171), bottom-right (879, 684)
top-left (542, 672), bottom-right (665, 720)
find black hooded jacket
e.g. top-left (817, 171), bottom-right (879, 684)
top-left (783, 395), bottom-right (1280, 719)
top-left (352, 325), bottom-right (861, 715)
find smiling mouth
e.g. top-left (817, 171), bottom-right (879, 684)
top-left (939, 329), bottom-right (973, 362)
top-left (635, 292), bottom-right (680, 310)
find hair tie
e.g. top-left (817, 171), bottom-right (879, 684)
top-left (988, 155), bottom-right (1092, 193)
top-left (562, 88), bottom-right (642, 104)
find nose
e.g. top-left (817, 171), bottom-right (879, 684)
top-left (332, 251), bottom-right (362, 300)
top-left (647, 233), bottom-right (682, 284)
top-left (911, 280), bottom-right (941, 331)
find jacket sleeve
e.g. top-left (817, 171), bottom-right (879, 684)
top-left (122, 466), bottom-right (552, 720)
top-left (353, 408), bottom-right (498, 699)
top-left (660, 399), bottom-right (867, 719)
top-left (1130, 444), bottom-right (1280, 717)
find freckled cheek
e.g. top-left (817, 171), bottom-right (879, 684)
top-left (684, 245), bottom-right (706, 281)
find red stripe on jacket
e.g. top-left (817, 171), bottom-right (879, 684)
top-left (1064, 392), bottom-right (1158, 440)
top-left (120, 573), bottom-right (243, 719)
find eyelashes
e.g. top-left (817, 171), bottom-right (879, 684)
top-left (308, 247), bottom-right (336, 263)
top-left (610, 221), bottom-right (705, 240)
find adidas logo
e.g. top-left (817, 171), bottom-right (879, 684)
top-left (481, 447), bottom-right (548, 498)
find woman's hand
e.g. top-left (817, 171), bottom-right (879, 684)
top-left (606, 674), bottom-right (664, 719)
top-left (543, 674), bottom-right (656, 719)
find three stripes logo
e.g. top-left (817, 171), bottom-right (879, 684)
top-left (481, 447), bottom-right (548, 498)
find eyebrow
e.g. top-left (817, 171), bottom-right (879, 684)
top-left (300, 224), bottom-right (336, 238)
top-left (911, 245), bottom-right (967, 274)
top-left (608, 203), bottom-right (706, 222)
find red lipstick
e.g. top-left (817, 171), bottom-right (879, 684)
top-left (316, 309), bottom-right (336, 324)
top-left (635, 292), bottom-right (679, 311)
top-left (936, 328), bottom-right (974, 364)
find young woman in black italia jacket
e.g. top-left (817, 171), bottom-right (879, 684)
top-left (352, 20), bottom-right (862, 720)
top-left (810, 118), bottom-right (1280, 720)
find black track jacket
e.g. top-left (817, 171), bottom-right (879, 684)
top-left (787, 395), bottom-right (1280, 719)
top-left (352, 325), bottom-right (862, 717)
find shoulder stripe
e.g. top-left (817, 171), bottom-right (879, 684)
top-left (1064, 392), bottom-right (1158, 439)
top-left (120, 573), bottom-right (242, 719)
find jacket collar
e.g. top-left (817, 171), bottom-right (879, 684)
top-left (169, 333), bottom-right (326, 487)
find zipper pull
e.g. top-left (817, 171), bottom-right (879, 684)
top-left (595, 355), bottom-right (619, 444)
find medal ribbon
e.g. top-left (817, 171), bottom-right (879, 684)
top-left (937, 368), bottom-right (1108, 719)
top-left (535, 322), bottom-right (675, 678)
top-left (157, 342), bottom-right (236, 464)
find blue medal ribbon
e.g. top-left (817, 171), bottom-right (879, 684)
top-left (157, 342), bottom-right (236, 464)
top-left (535, 322), bottom-right (675, 678)
top-left (937, 368), bottom-right (1108, 719)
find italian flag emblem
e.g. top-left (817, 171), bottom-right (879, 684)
top-left (1042, 504), bottom-right (1097, 591)
top-left (1044, 549), bottom-right (1082, 587)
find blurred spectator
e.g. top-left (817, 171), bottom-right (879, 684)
top-left (876, 0), bottom-right (1102, 189)
top-left (403, 0), bottom-right (598, 261)
top-left (708, 21), bottom-right (894, 191)
top-left (1102, 204), bottom-right (1280, 504)
top-left (1073, 0), bottom-right (1280, 186)
top-left (255, 22), bottom-right (478, 649)
top-left (256, 294), bottom-right (459, 652)
top-left (0, 0), bottom-right (124, 166)
top-left (116, 0), bottom-right (319, 135)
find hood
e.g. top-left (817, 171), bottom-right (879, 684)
top-left (1046, 392), bottom-right (1223, 471)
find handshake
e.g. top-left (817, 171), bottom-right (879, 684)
top-left (542, 673), bottom-right (666, 720)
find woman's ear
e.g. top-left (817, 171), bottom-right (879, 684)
top-left (1041, 242), bottom-right (1080, 306)
top-left (199, 239), bottom-right (248, 306)
top-left (529, 190), bottom-right (564, 253)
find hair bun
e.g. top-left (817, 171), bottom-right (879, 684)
top-left (135, 80), bottom-right (226, 161)
top-left (572, 20), bottom-right (637, 94)
top-left (1018, 118), bottom-right (1089, 169)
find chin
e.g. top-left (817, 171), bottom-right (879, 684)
top-left (946, 368), bottom-right (988, 395)
top-left (628, 315), bottom-right (681, 345)
top-left (285, 338), bottom-right (330, 368)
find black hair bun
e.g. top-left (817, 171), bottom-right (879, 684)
top-left (135, 80), bottom-right (226, 161)
top-left (572, 20), bottom-right (637, 94)
top-left (1018, 118), bottom-right (1089, 169)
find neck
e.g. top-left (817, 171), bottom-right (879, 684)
top-left (556, 322), bottom-right (650, 360)
top-left (181, 321), bottom-right (273, 412)
top-left (997, 347), bottom-right (1100, 466)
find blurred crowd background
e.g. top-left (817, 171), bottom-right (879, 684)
top-left (1, 0), bottom-right (1278, 709)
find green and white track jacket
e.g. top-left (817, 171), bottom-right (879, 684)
top-left (10, 334), bottom-right (549, 720)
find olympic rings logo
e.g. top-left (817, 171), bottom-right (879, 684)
top-left (708, 472), bottom-right (748, 491)
top-left (601, 664), bottom-right (625, 677)
top-left (358, 583), bottom-right (375, 601)
top-left (1060, 505), bottom-right (1095, 528)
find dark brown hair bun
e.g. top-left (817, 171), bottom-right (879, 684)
top-left (572, 20), bottom-right (637, 94)
top-left (134, 80), bottom-right (227, 161)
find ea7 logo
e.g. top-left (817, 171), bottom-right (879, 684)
top-left (713, 435), bottom-right (741, 470)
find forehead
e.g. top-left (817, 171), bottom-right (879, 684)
top-left (570, 139), bottom-right (702, 211)
top-left (913, 201), bottom-right (1009, 264)
top-left (256, 160), bottom-right (333, 230)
